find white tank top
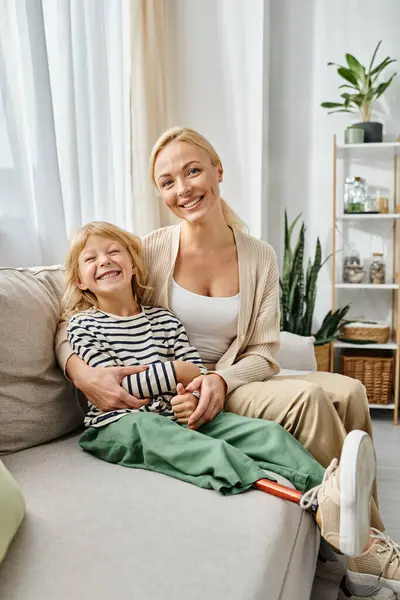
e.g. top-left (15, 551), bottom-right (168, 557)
top-left (170, 280), bottom-right (240, 365)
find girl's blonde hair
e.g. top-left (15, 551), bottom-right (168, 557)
top-left (61, 221), bottom-right (149, 318)
top-left (149, 126), bottom-right (247, 232)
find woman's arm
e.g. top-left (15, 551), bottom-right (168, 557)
top-left (212, 247), bottom-right (280, 393)
top-left (56, 319), bottom-right (149, 411)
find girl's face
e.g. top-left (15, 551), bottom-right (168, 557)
top-left (154, 140), bottom-right (223, 223)
top-left (77, 235), bottom-right (134, 299)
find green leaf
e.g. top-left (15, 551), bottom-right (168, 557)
top-left (288, 213), bottom-right (302, 241)
top-left (363, 90), bottom-right (374, 106)
top-left (338, 84), bottom-right (358, 91)
top-left (375, 74), bottom-right (396, 99)
top-left (340, 93), bottom-right (361, 109)
top-left (314, 304), bottom-right (351, 341)
top-left (368, 40), bottom-right (382, 73)
top-left (348, 93), bottom-right (364, 108)
top-left (327, 62), bottom-right (345, 68)
top-left (345, 54), bottom-right (365, 82)
top-left (321, 102), bottom-right (345, 108)
top-left (371, 57), bottom-right (396, 79)
top-left (327, 109), bottom-right (354, 115)
top-left (337, 67), bottom-right (359, 87)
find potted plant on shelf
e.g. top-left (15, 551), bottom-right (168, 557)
top-left (280, 212), bottom-right (350, 371)
top-left (321, 40), bottom-right (397, 143)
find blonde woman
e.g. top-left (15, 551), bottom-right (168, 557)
top-left (61, 219), bottom-right (378, 562)
top-left (56, 129), bottom-right (400, 596)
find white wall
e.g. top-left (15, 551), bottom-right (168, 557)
top-left (167, 0), bottom-right (266, 238)
top-left (268, 0), bottom-right (400, 325)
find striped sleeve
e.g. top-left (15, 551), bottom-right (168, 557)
top-left (67, 314), bottom-right (178, 399)
top-left (121, 362), bottom-right (177, 398)
top-left (67, 317), bottom-right (118, 368)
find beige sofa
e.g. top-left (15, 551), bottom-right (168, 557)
top-left (0, 266), bottom-right (321, 600)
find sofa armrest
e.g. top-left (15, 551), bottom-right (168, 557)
top-left (276, 332), bottom-right (317, 372)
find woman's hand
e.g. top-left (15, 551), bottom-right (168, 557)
top-left (185, 374), bottom-right (227, 430)
top-left (67, 354), bottom-right (150, 411)
top-left (171, 383), bottom-right (199, 425)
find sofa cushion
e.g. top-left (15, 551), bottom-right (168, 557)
top-left (0, 434), bottom-right (319, 600)
top-left (0, 459), bottom-right (25, 563)
top-left (0, 267), bottom-right (85, 454)
top-left (277, 331), bottom-right (317, 372)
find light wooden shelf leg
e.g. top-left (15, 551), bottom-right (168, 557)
top-left (330, 134), bottom-right (337, 374)
top-left (394, 152), bottom-right (399, 425)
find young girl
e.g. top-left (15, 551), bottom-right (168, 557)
top-left (62, 220), bottom-right (376, 562)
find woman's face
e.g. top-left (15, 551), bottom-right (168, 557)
top-left (154, 140), bottom-right (223, 223)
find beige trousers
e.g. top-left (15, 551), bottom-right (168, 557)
top-left (225, 372), bottom-right (384, 531)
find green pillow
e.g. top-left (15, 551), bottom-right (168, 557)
top-left (0, 460), bottom-right (25, 563)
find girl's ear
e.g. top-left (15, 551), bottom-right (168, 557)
top-left (77, 280), bottom-right (87, 291)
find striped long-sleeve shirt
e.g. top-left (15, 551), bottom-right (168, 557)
top-left (67, 306), bottom-right (207, 428)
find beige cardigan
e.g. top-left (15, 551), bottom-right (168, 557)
top-left (56, 225), bottom-right (280, 394)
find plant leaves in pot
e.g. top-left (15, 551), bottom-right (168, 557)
top-left (321, 41), bottom-right (397, 143)
top-left (280, 211), bottom-right (351, 371)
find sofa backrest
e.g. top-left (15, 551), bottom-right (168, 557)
top-left (0, 266), bottom-right (85, 454)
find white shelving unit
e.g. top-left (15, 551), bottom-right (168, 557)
top-left (335, 283), bottom-right (399, 290)
top-left (337, 142), bottom-right (400, 150)
top-left (331, 136), bottom-right (400, 424)
top-left (337, 214), bottom-right (400, 221)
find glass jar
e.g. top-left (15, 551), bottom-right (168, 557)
top-left (369, 253), bottom-right (386, 284)
top-left (343, 249), bottom-right (366, 283)
top-left (345, 177), bottom-right (367, 213)
top-left (364, 196), bottom-right (378, 213)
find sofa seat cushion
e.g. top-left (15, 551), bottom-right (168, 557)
top-left (0, 267), bottom-right (85, 454)
top-left (0, 460), bottom-right (25, 563)
top-left (0, 433), bottom-right (319, 600)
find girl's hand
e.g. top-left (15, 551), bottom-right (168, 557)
top-left (69, 355), bottom-right (150, 411)
top-left (171, 383), bottom-right (199, 425)
top-left (185, 374), bottom-right (226, 430)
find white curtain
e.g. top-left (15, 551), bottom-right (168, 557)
top-left (0, 0), bottom-right (131, 267)
top-left (130, 0), bottom-right (176, 236)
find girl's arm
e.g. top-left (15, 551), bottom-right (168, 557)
top-left (56, 319), bottom-right (149, 411)
top-left (67, 314), bottom-right (206, 400)
top-left (67, 317), bottom-right (178, 399)
top-left (172, 321), bottom-right (208, 377)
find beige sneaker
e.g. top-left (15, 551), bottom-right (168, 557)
top-left (339, 585), bottom-right (398, 599)
top-left (347, 529), bottom-right (400, 595)
top-left (300, 430), bottom-right (376, 557)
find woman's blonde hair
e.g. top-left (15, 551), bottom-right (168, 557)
top-left (149, 126), bottom-right (247, 232)
top-left (61, 221), bottom-right (149, 318)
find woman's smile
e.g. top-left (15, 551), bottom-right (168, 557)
top-left (180, 195), bottom-right (205, 210)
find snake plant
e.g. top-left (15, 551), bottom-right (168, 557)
top-left (280, 211), bottom-right (350, 345)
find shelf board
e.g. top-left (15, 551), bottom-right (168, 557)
top-left (369, 403), bottom-right (395, 410)
top-left (335, 283), bottom-right (399, 290)
top-left (337, 214), bottom-right (400, 220)
top-left (334, 339), bottom-right (397, 350)
top-left (337, 142), bottom-right (400, 149)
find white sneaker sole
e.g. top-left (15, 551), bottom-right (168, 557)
top-left (347, 571), bottom-right (400, 595)
top-left (339, 430), bottom-right (376, 557)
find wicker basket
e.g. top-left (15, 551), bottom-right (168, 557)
top-left (341, 351), bottom-right (394, 404)
top-left (314, 343), bottom-right (330, 372)
top-left (340, 322), bottom-right (390, 344)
